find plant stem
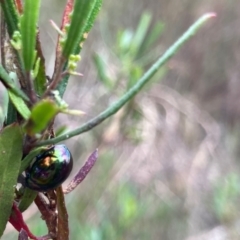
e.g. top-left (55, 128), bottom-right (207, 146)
top-left (25, 71), bottom-right (37, 104)
top-left (36, 13), bottom-right (216, 147)
top-left (42, 56), bottom-right (65, 98)
top-left (0, 13), bottom-right (6, 68)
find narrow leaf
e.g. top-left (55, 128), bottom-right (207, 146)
top-left (8, 90), bottom-right (31, 120)
top-left (64, 149), bottom-right (98, 194)
top-left (56, 72), bottom-right (69, 97)
top-left (18, 188), bottom-right (37, 212)
top-left (77, 0), bottom-right (102, 52)
top-left (62, 0), bottom-right (97, 58)
top-left (55, 125), bottom-right (68, 137)
top-left (83, 0), bottom-right (102, 34)
top-left (57, 0), bottom-right (102, 97)
top-left (0, 65), bottom-right (29, 102)
top-left (129, 12), bottom-right (151, 57)
top-left (0, 0), bottom-right (19, 37)
top-left (1, 90), bottom-right (9, 123)
top-left (139, 21), bottom-right (164, 56)
top-left (93, 53), bottom-right (112, 89)
top-left (5, 100), bottom-right (17, 125)
top-left (0, 124), bottom-right (23, 237)
top-left (34, 32), bottom-right (47, 96)
top-left (20, 0), bottom-right (40, 71)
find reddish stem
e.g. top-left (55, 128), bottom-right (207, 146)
top-left (51, 0), bottom-right (74, 88)
top-left (34, 193), bottom-right (57, 239)
top-left (14, 0), bottom-right (23, 14)
top-left (9, 202), bottom-right (37, 240)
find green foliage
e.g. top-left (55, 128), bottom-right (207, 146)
top-left (0, 124), bottom-right (23, 236)
top-left (20, 0), bottom-right (40, 71)
top-left (5, 100), bottom-right (17, 125)
top-left (94, 12), bottom-right (166, 142)
top-left (0, 0), bottom-right (215, 237)
top-left (117, 184), bottom-right (140, 226)
top-left (61, 179), bottom-right (187, 240)
top-left (8, 91), bottom-right (30, 120)
top-left (18, 188), bottom-right (37, 213)
top-left (33, 56), bottom-right (47, 97)
top-left (0, 65), bottom-right (29, 102)
top-left (213, 173), bottom-right (240, 222)
top-left (62, 0), bottom-right (99, 58)
top-left (24, 100), bottom-right (59, 134)
top-left (95, 12), bottom-right (165, 92)
top-left (0, 0), bottom-right (19, 37)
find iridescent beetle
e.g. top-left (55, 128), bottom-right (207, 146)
top-left (25, 144), bottom-right (73, 191)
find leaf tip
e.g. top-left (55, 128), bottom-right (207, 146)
top-left (204, 12), bottom-right (217, 19)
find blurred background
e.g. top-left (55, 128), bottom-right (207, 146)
top-left (3, 0), bottom-right (240, 239)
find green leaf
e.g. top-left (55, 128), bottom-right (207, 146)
top-left (0, 0), bottom-right (19, 37)
top-left (2, 90), bottom-right (9, 121)
top-left (0, 97), bottom-right (6, 126)
top-left (93, 53), bottom-right (113, 89)
top-left (18, 188), bottom-right (37, 212)
top-left (20, 0), bottom-right (40, 71)
top-left (25, 100), bottom-right (59, 134)
top-left (56, 72), bottom-right (69, 97)
top-left (0, 124), bottom-right (23, 237)
top-left (55, 125), bottom-right (68, 137)
top-left (117, 30), bottom-right (133, 55)
top-left (8, 90), bottom-right (31, 120)
top-left (84, 0), bottom-right (102, 34)
top-left (0, 65), bottom-right (29, 102)
top-left (129, 12), bottom-right (152, 57)
top-left (57, 0), bottom-right (102, 97)
top-left (62, 0), bottom-right (97, 58)
top-left (34, 35), bottom-right (47, 96)
top-left (5, 100), bottom-right (17, 125)
top-left (36, 13), bottom-right (216, 146)
top-left (78, 0), bottom-right (102, 52)
top-left (34, 58), bottom-right (47, 96)
top-left (139, 21), bottom-right (164, 56)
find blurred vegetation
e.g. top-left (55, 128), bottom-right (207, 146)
top-left (93, 12), bottom-right (166, 143)
top-left (3, 0), bottom-right (240, 239)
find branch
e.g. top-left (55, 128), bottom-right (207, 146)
top-left (36, 13), bottom-right (216, 147)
